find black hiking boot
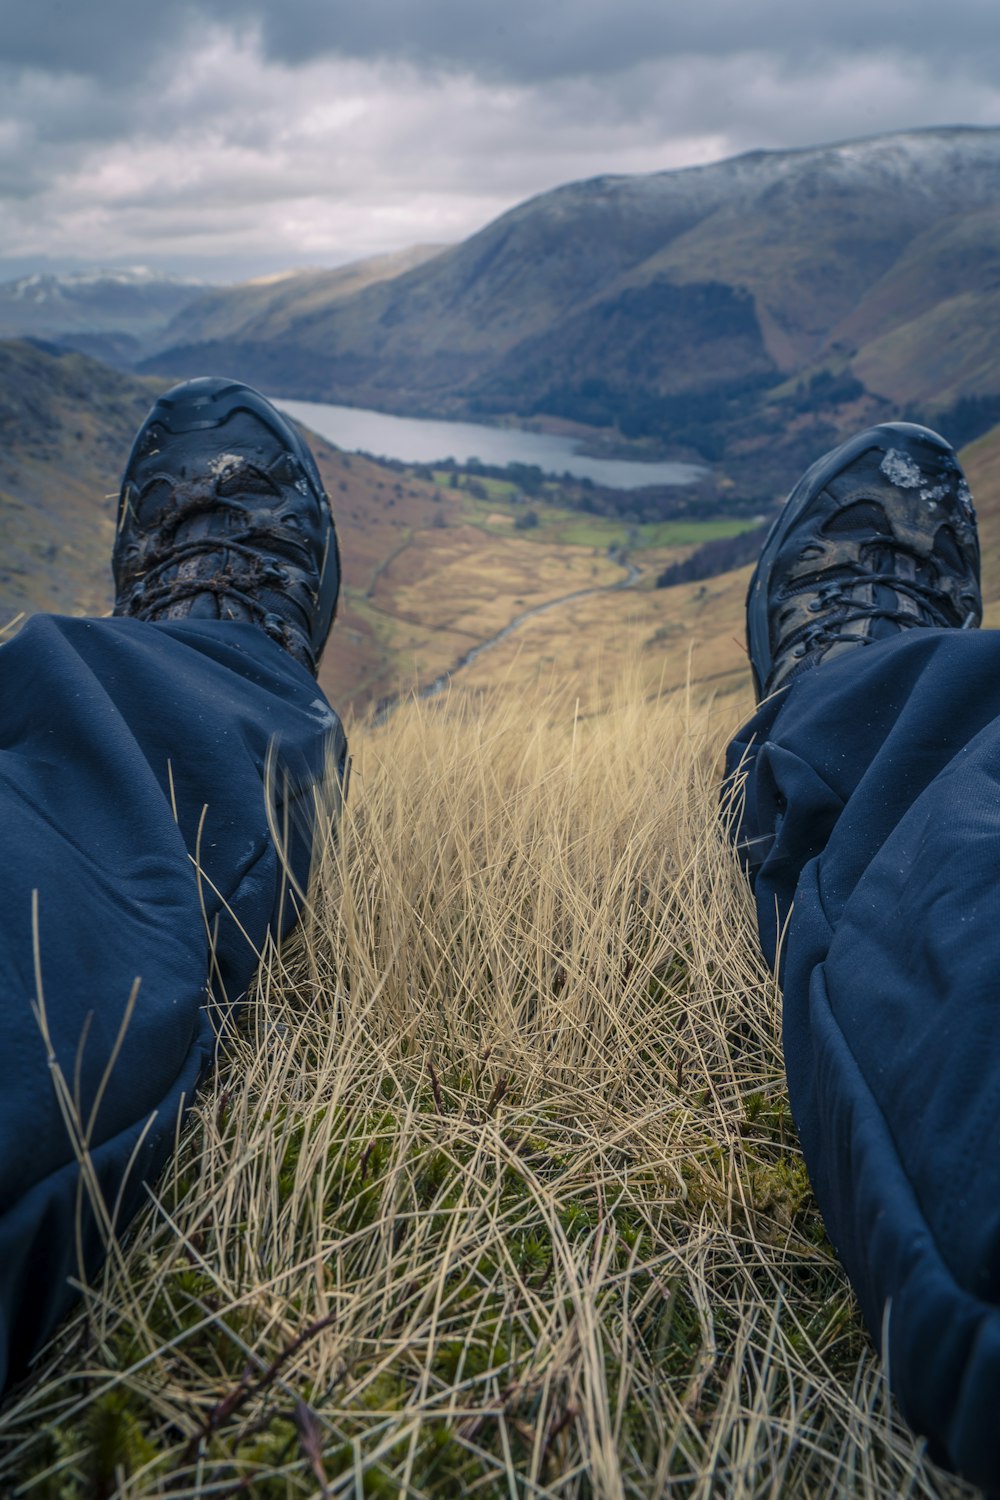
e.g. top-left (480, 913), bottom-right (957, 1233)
top-left (746, 422), bottom-right (981, 701)
top-left (112, 377), bottom-right (340, 675)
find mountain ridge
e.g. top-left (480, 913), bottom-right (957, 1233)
top-left (0, 247), bottom-right (450, 370)
top-left (10, 126), bottom-right (999, 501)
top-left (142, 125), bottom-right (1000, 492)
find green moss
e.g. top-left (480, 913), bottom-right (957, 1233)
top-left (26, 1389), bottom-right (162, 1500)
top-left (12, 1072), bottom-right (849, 1497)
top-left (743, 1091), bottom-right (793, 1146)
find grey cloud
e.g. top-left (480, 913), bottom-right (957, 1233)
top-left (3, 0), bottom-right (1000, 279)
top-left (4, 0), bottom-right (1000, 87)
top-left (249, 0), bottom-right (1000, 84)
top-left (0, 1), bottom-right (190, 80)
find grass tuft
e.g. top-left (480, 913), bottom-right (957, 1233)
top-left (0, 672), bottom-right (977, 1497)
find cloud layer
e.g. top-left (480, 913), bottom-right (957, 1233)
top-left (3, 1), bottom-right (999, 279)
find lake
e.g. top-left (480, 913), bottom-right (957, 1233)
top-left (272, 397), bottom-right (705, 491)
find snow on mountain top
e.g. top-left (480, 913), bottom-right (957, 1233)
top-left (4, 267), bottom-right (204, 301)
top-left (550, 125), bottom-right (1000, 206)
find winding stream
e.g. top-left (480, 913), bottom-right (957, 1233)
top-left (372, 554), bottom-right (642, 723)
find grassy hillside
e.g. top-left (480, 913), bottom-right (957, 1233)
top-left (158, 248), bottom-right (447, 349)
top-left (6, 335), bottom-right (1000, 721)
top-left (0, 342), bottom-right (158, 621)
top-left (0, 677), bottom-right (978, 1498)
top-left (0, 342), bottom-right (755, 715)
top-left (306, 437), bottom-right (637, 714)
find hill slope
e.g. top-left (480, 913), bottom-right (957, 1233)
top-left (155, 246), bottom-right (447, 349)
top-left (145, 128), bottom-right (1000, 484)
top-left (0, 342), bottom-right (157, 619)
top-left (7, 339), bottom-right (1000, 720)
top-left (0, 344), bottom-right (635, 712)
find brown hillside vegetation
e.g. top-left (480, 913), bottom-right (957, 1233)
top-left (8, 339), bottom-right (1000, 723)
top-left (441, 422), bottom-right (1000, 715)
top-left (303, 432), bottom-right (630, 714)
top-left (154, 248), bottom-right (447, 350)
top-left (0, 342), bottom-right (156, 619)
top-left (0, 676), bottom-right (980, 1498)
top-left (0, 342), bottom-right (736, 714)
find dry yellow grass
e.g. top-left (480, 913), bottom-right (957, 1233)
top-left (445, 574), bottom-right (755, 715)
top-left (0, 671), bottom-right (981, 1498)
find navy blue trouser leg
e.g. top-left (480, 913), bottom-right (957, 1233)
top-left (0, 614), bottom-right (347, 1392)
top-left (727, 627), bottom-right (1000, 1488)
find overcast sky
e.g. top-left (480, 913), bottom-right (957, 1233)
top-left (3, 0), bottom-right (1000, 284)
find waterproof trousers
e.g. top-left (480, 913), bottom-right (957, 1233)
top-left (727, 627), bottom-right (1000, 1491)
top-left (0, 613), bottom-right (347, 1393)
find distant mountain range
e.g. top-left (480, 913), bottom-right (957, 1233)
top-left (139, 126), bottom-right (1000, 488)
top-left (0, 268), bottom-right (208, 366)
top-left (7, 128), bottom-right (1000, 495)
top-left (0, 248), bottom-right (443, 369)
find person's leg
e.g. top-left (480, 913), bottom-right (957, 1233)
top-left (726, 423), bottom-right (1000, 1488)
top-left (0, 379), bottom-right (347, 1391)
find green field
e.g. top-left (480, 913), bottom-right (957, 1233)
top-left (447, 488), bottom-right (757, 551)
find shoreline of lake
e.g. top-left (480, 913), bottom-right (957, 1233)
top-left (272, 396), bottom-right (706, 492)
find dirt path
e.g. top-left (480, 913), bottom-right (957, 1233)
top-left (371, 553), bottom-right (641, 723)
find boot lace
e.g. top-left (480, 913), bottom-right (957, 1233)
top-left (120, 486), bottom-right (316, 664)
top-left (790, 568), bottom-right (977, 659)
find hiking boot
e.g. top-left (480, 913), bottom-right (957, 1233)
top-left (112, 377), bottom-right (340, 674)
top-left (746, 422), bottom-right (981, 701)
